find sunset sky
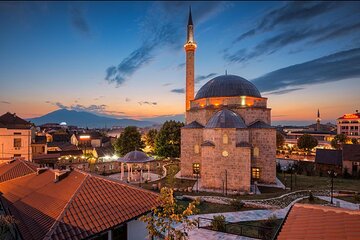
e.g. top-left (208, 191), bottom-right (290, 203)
top-left (1, 1), bottom-right (359, 125)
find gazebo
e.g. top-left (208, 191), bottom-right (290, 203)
top-left (117, 150), bottom-right (154, 182)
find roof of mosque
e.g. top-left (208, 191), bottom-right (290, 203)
top-left (195, 74), bottom-right (261, 100)
top-left (118, 150), bottom-right (154, 163)
top-left (205, 109), bottom-right (247, 129)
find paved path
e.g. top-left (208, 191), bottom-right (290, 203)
top-left (184, 196), bottom-right (358, 240)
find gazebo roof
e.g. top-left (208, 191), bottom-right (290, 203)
top-left (117, 150), bottom-right (154, 163)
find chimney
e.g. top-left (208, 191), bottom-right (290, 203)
top-left (36, 167), bottom-right (48, 175)
top-left (54, 169), bottom-right (70, 183)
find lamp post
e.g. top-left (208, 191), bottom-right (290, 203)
top-left (328, 170), bottom-right (337, 204)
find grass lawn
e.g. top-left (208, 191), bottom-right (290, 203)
top-left (277, 173), bottom-right (360, 192)
top-left (297, 197), bottom-right (329, 205)
top-left (215, 218), bottom-right (283, 239)
top-left (336, 195), bottom-right (360, 204)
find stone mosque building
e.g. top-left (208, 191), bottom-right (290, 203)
top-left (180, 9), bottom-right (276, 193)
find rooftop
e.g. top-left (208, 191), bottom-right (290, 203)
top-left (205, 108), bottom-right (247, 129)
top-left (0, 112), bottom-right (32, 129)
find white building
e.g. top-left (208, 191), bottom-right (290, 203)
top-left (337, 112), bottom-right (360, 139)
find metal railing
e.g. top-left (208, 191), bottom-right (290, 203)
top-left (198, 217), bottom-right (275, 239)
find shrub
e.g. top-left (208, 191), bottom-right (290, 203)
top-left (259, 215), bottom-right (278, 240)
top-left (211, 215), bottom-right (226, 232)
top-left (230, 199), bottom-right (245, 210)
top-left (309, 191), bottom-right (315, 202)
top-left (354, 194), bottom-right (360, 203)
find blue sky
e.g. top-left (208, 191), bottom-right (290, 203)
top-left (0, 1), bottom-right (359, 125)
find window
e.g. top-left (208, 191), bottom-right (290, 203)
top-left (194, 144), bottom-right (200, 154)
top-left (193, 163), bottom-right (200, 174)
top-left (14, 132), bottom-right (21, 135)
top-left (253, 147), bottom-right (259, 158)
top-left (223, 134), bottom-right (228, 144)
top-left (112, 224), bottom-right (127, 240)
top-left (13, 154), bottom-right (21, 158)
top-left (14, 138), bottom-right (21, 148)
top-left (109, 164), bottom-right (113, 170)
top-left (252, 168), bottom-right (260, 180)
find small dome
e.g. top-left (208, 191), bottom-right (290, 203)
top-left (205, 109), bottom-right (247, 129)
top-left (195, 74), bottom-right (261, 100)
top-left (118, 150), bottom-right (154, 163)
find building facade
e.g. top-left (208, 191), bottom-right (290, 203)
top-left (337, 112), bottom-right (360, 139)
top-left (180, 10), bottom-right (276, 193)
top-left (0, 112), bottom-right (33, 161)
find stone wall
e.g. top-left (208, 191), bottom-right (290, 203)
top-left (180, 128), bottom-right (203, 177)
top-left (249, 128), bottom-right (276, 183)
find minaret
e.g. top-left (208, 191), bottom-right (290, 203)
top-left (316, 109), bottom-right (321, 131)
top-left (184, 7), bottom-right (197, 114)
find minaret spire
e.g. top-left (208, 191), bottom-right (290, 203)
top-left (316, 109), bottom-right (321, 131)
top-left (184, 6), bottom-right (197, 117)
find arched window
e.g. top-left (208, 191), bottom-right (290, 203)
top-left (253, 147), bottom-right (259, 158)
top-left (223, 134), bottom-right (228, 144)
top-left (194, 144), bottom-right (200, 154)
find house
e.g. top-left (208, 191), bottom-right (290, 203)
top-left (276, 203), bottom-right (360, 239)
top-left (31, 135), bottom-right (47, 157)
top-left (342, 144), bottom-right (360, 176)
top-left (0, 160), bottom-right (159, 240)
top-left (315, 149), bottom-right (343, 175)
top-left (0, 112), bottom-right (33, 161)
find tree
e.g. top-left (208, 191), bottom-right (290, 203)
top-left (140, 187), bottom-right (199, 240)
top-left (297, 134), bottom-right (318, 154)
top-left (113, 126), bottom-right (145, 156)
top-left (0, 215), bottom-right (17, 240)
top-left (331, 134), bottom-right (348, 149)
top-left (351, 138), bottom-right (358, 144)
top-left (276, 131), bottom-right (285, 149)
top-left (145, 129), bottom-right (158, 152)
top-left (155, 121), bottom-right (184, 158)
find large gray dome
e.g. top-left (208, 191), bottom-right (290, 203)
top-left (195, 74), bottom-right (261, 100)
top-left (118, 150), bottom-right (154, 163)
top-left (205, 109), bottom-right (247, 129)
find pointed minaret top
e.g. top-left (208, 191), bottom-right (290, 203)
top-left (317, 109), bottom-right (320, 118)
top-left (188, 6), bottom-right (193, 26)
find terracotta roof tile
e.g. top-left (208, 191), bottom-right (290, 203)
top-left (0, 167), bottom-right (159, 240)
top-left (277, 204), bottom-right (360, 240)
top-left (0, 159), bottom-right (37, 182)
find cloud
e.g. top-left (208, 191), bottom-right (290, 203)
top-left (171, 88), bottom-right (185, 94)
top-left (0, 101), bottom-right (10, 104)
top-left (234, 2), bottom-right (339, 43)
top-left (195, 73), bottom-right (217, 83)
top-left (225, 22), bottom-right (360, 64)
top-left (177, 63), bottom-right (185, 70)
top-left (252, 48), bottom-right (360, 92)
top-left (162, 83), bottom-right (172, 87)
top-left (263, 88), bottom-right (304, 95)
top-left (93, 96), bottom-right (104, 101)
top-left (70, 6), bottom-right (91, 37)
top-left (138, 101), bottom-right (157, 106)
top-left (105, 2), bottom-right (227, 86)
top-left (125, 97), bottom-right (131, 102)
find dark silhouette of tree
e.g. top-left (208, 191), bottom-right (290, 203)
top-left (113, 126), bottom-right (145, 156)
top-left (155, 120), bottom-right (184, 158)
top-left (297, 134), bottom-right (318, 155)
top-left (331, 134), bottom-right (348, 149)
top-left (145, 129), bottom-right (158, 152)
top-left (351, 138), bottom-right (358, 145)
top-left (276, 131), bottom-right (285, 149)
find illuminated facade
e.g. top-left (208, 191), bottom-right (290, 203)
top-left (180, 10), bottom-right (276, 193)
top-left (337, 112), bottom-right (360, 139)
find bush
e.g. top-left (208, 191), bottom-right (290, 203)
top-left (309, 191), bottom-right (315, 202)
top-left (211, 215), bottom-right (226, 232)
top-left (259, 215), bottom-right (278, 240)
top-left (230, 199), bottom-right (245, 210)
top-left (354, 194), bottom-right (360, 203)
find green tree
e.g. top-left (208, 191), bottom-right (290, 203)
top-left (113, 126), bottom-right (145, 156)
top-left (297, 134), bottom-right (318, 154)
top-left (331, 134), bottom-right (348, 149)
top-left (145, 129), bottom-right (158, 152)
top-left (0, 215), bottom-right (17, 240)
top-left (155, 121), bottom-right (184, 158)
top-left (351, 138), bottom-right (358, 144)
top-left (276, 131), bottom-right (285, 149)
top-left (140, 187), bottom-right (199, 240)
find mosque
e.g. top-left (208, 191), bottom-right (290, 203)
top-left (180, 9), bottom-right (276, 193)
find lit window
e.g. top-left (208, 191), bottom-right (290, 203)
top-left (223, 134), bottom-right (228, 144)
top-left (109, 164), bottom-right (113, 170)
top-left (253, 147), bottom-right (259, 158)
top-left (252, 168), bottom-right (260, 180)
top-left (194, 144), bottom-right (200, 154)
top-left (222, 150), bottom-right (229, 157)
top-left (14, 138), bottom-right (21, 148)
top-left (193, 163), bottom-right (200, 174)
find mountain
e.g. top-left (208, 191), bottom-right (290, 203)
top-left (141, 114), bottom-right (185, 123)
top-left (28, 109), bottom-right (155, 128)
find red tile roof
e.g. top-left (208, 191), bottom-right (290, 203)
top-left (277, 203), bottom-right (360, 240)
top-left (0, 169), bottom-right (159, 240)
top-left (0, 112), bottom-right (32, 129)
top-left (0, 159), bottom-right (38, 182)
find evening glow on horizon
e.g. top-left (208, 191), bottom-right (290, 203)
top-left (1, 1), bottom-right (359, 125)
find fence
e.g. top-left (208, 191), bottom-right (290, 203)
top-left (198, 217), bottom-right (275, 239)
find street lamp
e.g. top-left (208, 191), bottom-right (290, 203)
top-left (328, 170), bottom-right (338, 204)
